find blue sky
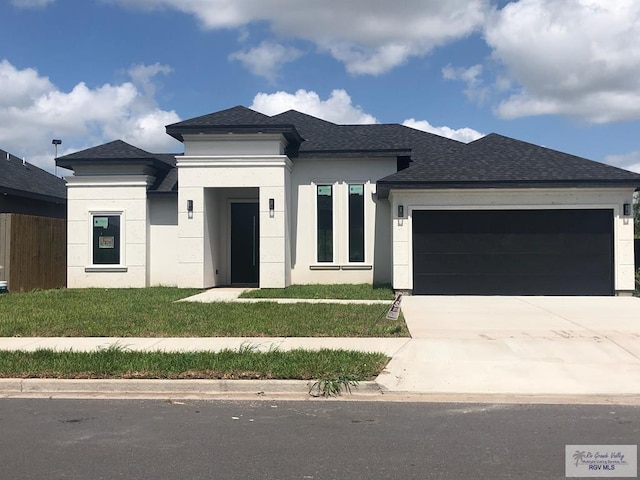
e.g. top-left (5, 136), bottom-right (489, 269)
top-left (1, 0), bottom-right (639, 175)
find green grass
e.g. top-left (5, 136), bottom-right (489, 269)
top-left (0, 287), bottom-right (408, 337)
top-left (0, 347), bottom-right (389, 380)
top-left (240, 283), bottom-right (395, 300)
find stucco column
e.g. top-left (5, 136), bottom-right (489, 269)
top-left (259, 174), bottom-right (291, 288)
top-left (390, 193), bottom-right (412, 291)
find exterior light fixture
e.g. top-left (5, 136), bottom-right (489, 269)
top-left (398, 205), bottom-right (404, 218)
top-left (623, 203), bottom-right (631, 216)
top-left (187, 199), bottom-right (193, 219)
top-left (269, 198), bottom-right (275, 211)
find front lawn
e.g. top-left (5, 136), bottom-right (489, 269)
top-left (0, 347), bottom-right (388, 380)
top-left (240, 283), bottom-right (395, 300)
top-left (0, 287), bottom-right (408, 337)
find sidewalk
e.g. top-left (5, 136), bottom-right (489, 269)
top-left (0, 336), bottom-right (407, 356)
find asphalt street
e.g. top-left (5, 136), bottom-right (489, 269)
top-left (0, 399), bottom-right (637, 479)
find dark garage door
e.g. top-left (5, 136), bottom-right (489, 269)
top-left (412, 209), bottom-right (614, 295)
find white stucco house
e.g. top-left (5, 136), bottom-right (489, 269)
top-left (56, 106), bottom-right (640, 295)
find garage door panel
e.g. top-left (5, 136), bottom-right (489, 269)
top-left (417, 233), bottom-right (611, 255)
top-left (417, 273), bottom-right (610, 296)
top-left (412, 209), bottom-right (613, 295)
top-left (413, 209), bottom-right (612, 235)
top-left (416, 252), bottom-right (612, 276)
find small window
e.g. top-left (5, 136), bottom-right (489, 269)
top-left (92, 215), bottom-right (121, 265)
top-left (348, 184), bottom-right (364, 262)
top-left (317, 185), bottom-right (333, 262)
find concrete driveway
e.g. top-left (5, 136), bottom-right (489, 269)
top-left (377, 296), bottom-right (640, 397)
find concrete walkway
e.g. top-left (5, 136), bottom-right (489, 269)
top-left (180, 288), bottom-right (391, 304)
top-left (1, 289), bottom-right (639, 400)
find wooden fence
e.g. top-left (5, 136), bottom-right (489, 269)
top-left (0, 213), bottom-right (66, 292)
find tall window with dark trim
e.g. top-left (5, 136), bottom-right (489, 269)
top-left (92, 215), bottom-right (121, 265)
top-left (348, 184), bottom-right (365, 262)
top-left (316, 185), bottom-right (333, 262)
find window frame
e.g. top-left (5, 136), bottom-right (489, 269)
top-left (315, 183), bottom-right (335, 263)
top-left (347, 183), bottom-right (365, 263)
top-left (87, 211), bottom-right (126, 271)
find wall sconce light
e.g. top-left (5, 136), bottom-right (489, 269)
top-left (398, 205), bottom-right (404, 218)
top-left (623, 203), bottom-right (631, 216)
top-left (187, 199), bottom-right (193, 219)
top-left (269, 198), bottom-right (275, 217)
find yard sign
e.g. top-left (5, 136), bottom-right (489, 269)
top-left (386, 293), bottom-right (403, 320)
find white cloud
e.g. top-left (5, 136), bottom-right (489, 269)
top-left (10, 0), bottom-right (54, 8)
top-left (229, 41), bottom-right (302, 82)
top-left (604, 151), bottom-right (640, 174)
top-left (250, 89), bottom-right (377, 124)
top-left (402, 118), bottom-right (484, 143)
top-left (442, 63), bottom-right (488, 103)
top-left (328, 42), bottom-right (415, 76)
top-left (113, 0), bottom-right (488, 76)
top-left (0, 60), bottom-right (54, 108)
top-left (485, 0), bottom-right (640, 123)
top-left (0, 60), bottom-right (181, 174)
top-left (127, 63), bottom-right (173, 98)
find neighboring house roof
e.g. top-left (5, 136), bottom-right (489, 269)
top-left (376, 133), bottom-right (640, 197)
top-left (0, 148), bottom-right (66, 202)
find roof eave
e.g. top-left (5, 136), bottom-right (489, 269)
top-left (56, 157), bottom-right (172, 171)
top-left (376, 180), bottom-right (640, 199)
top-left (0, 186), bottom-right (67, 203)
top-left (297, 148), bottom-right (412, 159)
top-left (147, 189), bottom-right (178, 196)
top-left (165, 124), bottom-right (304, 145)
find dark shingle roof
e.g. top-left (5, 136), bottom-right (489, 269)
top-left (167, 107), bottom-right (461, 159)
top-left (168, 105), bottom-right (271, 127)
top-left (0, 148), bottom-right (66, 202)
top-left (377, 133), bottom-right (640, 197)
top-left (148, 156), bottom-right (180, 193)
top-left (58, 107), bottom-right (640, 198)
top-left (56, 140), bottom-right (175, 169)
top-left (166, 106), bottom-right (304, 145)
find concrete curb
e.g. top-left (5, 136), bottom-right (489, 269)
top-left (0, 378), bottom-right (384, 398)
top-left (2, 379), bottom-right (639, 405)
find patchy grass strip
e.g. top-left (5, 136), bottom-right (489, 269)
top-left (0, 348), bottom-right (388, 380)
top-left (0, 287), bottom-right (407, 337)
top-left (240, 283), bottom-right (395, 300)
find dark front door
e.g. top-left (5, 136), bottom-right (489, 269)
top-left (231, 202), bottom-right (259, 285)
top-left (412, 209), bottom-right (614, 295)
